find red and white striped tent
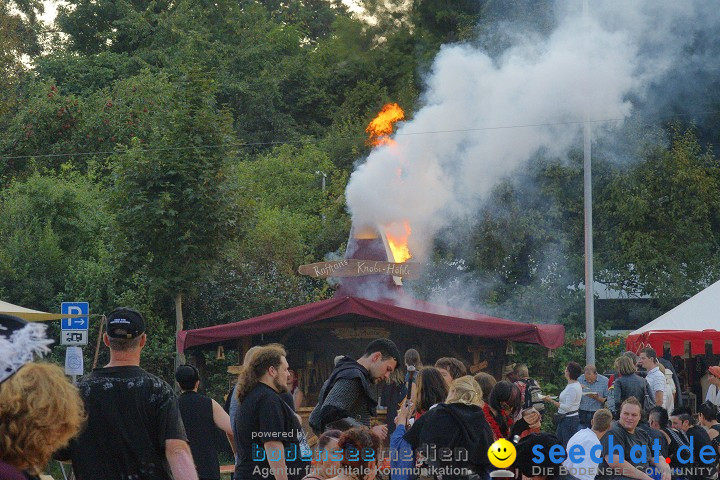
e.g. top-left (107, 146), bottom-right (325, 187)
top-left (626, 279), bottom-right (720, 356)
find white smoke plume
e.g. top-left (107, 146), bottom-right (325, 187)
top-left (345, 1), bottom-right (719, 265)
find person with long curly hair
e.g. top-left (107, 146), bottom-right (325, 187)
top-left (0, 362), bottom-right (86, 479)
top-left (234, 344), bottom-right (310, 480)
top-left (0, 313), bottom-right (85, 480)
top-left (326, 427), bottom-right (381, 480)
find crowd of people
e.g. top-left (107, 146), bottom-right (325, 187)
top-left (3, 308), bottom-right (720, 480)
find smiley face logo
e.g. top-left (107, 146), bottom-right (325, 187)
top-left (487, 438), bottom-right (516, 469)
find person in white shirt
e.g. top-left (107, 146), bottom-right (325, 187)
top-left (706, 366), bottom-right (720, 406)
top-left (544, 361), bottom-right (583, 448)
top-left (660, 365), bottom-right (675, 413)
top-left (563, 409), bottom-right (613, 480)
top-left (639, 347), bottom-right (665, 407)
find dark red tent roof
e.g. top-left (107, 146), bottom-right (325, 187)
top-left (177, 293), bottom-right (564, 352)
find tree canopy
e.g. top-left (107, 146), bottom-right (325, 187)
top-left (1, 0), bottom-right (719, 395)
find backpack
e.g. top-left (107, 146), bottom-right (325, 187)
top-left (643, 380), bottom-right (656, 412)
top-left (521, 378), bottom-right (545, 412)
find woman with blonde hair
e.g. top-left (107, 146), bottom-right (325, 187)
top-left (404, 376), bottom-right (494, 480)
top-left (0, 363), bottom-right (86, 478)
top-left (0, 314), bottom-right (85, 479)
top-left (446, 375), bottom-right (484, 405)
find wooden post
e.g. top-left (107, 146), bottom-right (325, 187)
top-left (175, 292), bottom-right (185, 370)
top-left (92, 315), bottom-right (106, 369)
top-left (241, 337), bottom-right (252, 363)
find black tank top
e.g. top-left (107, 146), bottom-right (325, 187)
top-left (178, 391), bottom-right (220, 479)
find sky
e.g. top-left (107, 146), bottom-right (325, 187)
top-left (39, 0), bottom-right (59, 24)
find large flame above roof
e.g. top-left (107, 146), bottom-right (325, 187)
top-left (365, 103), bottom-right (412, 264)
top-left (365, 103), bottom-right (405, 147)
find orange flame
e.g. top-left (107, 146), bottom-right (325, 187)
top-left (366, 103), bottom-right (412, 263)
top-left (386, 221), bottom-right (412, 263)
top-left (366, 103), bottom-right (405, 146)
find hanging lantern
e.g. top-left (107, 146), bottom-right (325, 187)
top-left (216, 345), bottom-right (225, 360)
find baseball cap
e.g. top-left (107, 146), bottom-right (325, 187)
top-left (106, 307), bottom-right (145, 339)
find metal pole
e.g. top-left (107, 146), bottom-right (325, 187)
top-left (583, 0), bottom-right (596, 366)
top-left (584, 120), bottom-right (595, 365)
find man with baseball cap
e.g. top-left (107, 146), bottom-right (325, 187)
top-left (57, 307), bottom-right (198, 480)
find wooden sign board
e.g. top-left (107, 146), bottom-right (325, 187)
top-left (298, 259), bottom-right (419, 279)
top-left (332, 327), bottom-right (390, 340)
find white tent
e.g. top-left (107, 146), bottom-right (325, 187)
top-left (626, 279), bottom-right (720, 356)
top-left (0, 300), bottom-right (83, 322)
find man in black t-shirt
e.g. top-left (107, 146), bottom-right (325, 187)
top-left (597, 397), bottom-right (670, 480)
top-left (56, 307), bottom-right (197, 480)
top-left (176, 364), bottom-right (236, 480)
top-left (234, 344), bottom-right (310, 480)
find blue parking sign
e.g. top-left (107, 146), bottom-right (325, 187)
top-left (61, 302), bottom-right (89, 330)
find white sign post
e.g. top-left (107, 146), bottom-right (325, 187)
top-left (65, 346), bottom-right (84, 376)
top-left (61, 302), bottom-right (89, 382)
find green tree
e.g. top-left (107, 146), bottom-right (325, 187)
top-left (1, 72), bottom-right (182, 178)
top-left (411, 0), bottom-right (484, 45)
top-left (182, 143), bottom-right (348, 332)
top-left (236, 143), bottom-right (349, 261)
top-left (0, 0), bottom-right (44, 123)
top-left (601, 127), bottom-right (720, 307)
top-left (109, 70), bottom-right (239, 364)
top-left (0, 171), bottom-right (111, 311)
top-left (55, 0), bottom-right (172, 55)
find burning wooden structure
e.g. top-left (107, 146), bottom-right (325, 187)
top-left (178, 225), bottom-right (564, 405)
top-left (179, 102), bottom-right (564, 408)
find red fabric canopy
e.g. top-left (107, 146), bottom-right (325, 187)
top-left (626, 330), bottom-right (720, 357)
top-left (177, 294), bottom-right (565, 353)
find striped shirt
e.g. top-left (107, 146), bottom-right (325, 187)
top-left (578, 374), bottom-right (609, 412)
top-left (646, 366), bottom-right (666, 402)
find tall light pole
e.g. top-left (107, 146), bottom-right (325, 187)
top-left (583, 0), bottom-right (596, 365)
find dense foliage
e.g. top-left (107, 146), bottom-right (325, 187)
top-left (1, 0), bottom-right (719, 396)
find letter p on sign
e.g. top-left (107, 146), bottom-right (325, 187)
top-left (61, 302), bottom-right (89, 330)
